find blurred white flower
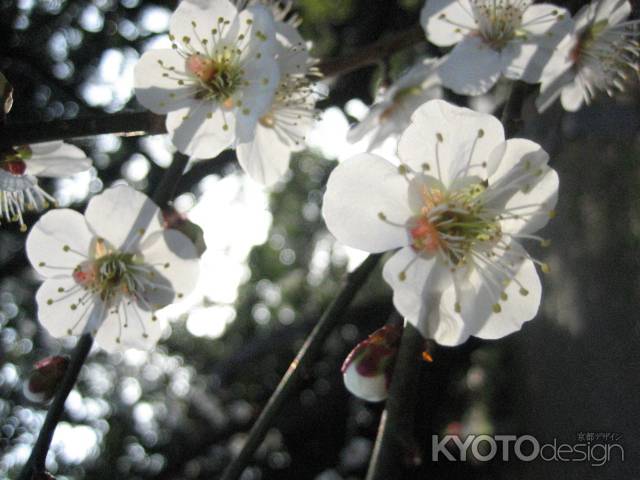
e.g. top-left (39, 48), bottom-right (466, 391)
top-left (134, 0), bottom-right (280, 159)
top-left (322, 100), bottom-right (559, 346)
top-left (421, 0), bottom-right (572, 94)
top-left (26, 185), bottom-right (200, 352)
top-left (536, 0), bottom-right (640, 112)
top-left (0, 141), bottom-right (91, 231)
top-left (347, 58), bottom-right (442, 151)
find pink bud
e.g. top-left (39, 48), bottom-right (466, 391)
top-left (341, 324), bottom-right (401, 402)
top-left (23, 356), bottom-right (69, 403)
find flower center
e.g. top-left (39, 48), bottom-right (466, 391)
top-left (410, 183), bottom-right (501, 265)
top-left (472, 0), bottom-right (528, 50)
top-left (74, 239), bottom-right (150, 302)
top-left (186, 51), bottom-right (244, 102)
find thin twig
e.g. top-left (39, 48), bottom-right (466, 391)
top-left (0, 26), bottom-right (426, 146)
top-left (220, 253), bottom-right (383, 480)
top-left (17, 334), bottom-right (94, 480)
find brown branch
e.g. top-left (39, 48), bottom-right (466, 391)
top-left (0, 26), bottom-right (426, 147)
top-left (316, 25), bottom-right (426, 78)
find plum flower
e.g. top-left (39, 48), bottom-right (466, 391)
top-left (322, 100), bottom-right (559, 346)
top-left (347, 58), bottom-right (442, 152)
top-left (134, 0), bottom-right (280, 159)
top-left (421, 0), bottom-right (572, 94)
top-left (0, 141), bottom-right (91, 231)
top-left (536, 0), bottom-right (640, 112)
top-left (235, 1), bottom-right (321, 186)
top-left (26, 185), bottom-right (200, 352)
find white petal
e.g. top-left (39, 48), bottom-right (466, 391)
top-left (134, 49), bottom-right (199, 115)
top-left (398, 99), bottom-right (504, 187)
top-left (170, 0), bottom-right (239, 48)
top-left (35, 278), bottom-right (101, 338)
top-left (236, 124), bottom-right (292, 186)
top-left (275, 22), bottom-right (310, 76)
top-left (502, 168), bottom-right (559, 235)
top-left (486, 138), bottom-right (547, 180)
top-left (84, 185), bottom-right (163, 251)
top-left (232, 58), bottom-right (280, 140)
top-left (166, 102), bottom-right (235, 159)
top-left (343, 363), bottom-right (387, 402)
top-left (520, 4), bottom-right (573, 40)
top-left (485, 139), bottom-right (558, 234)
top-left (26, 209), bottom-right (94, 278)
top-left (438, 36), bottom-right (503, 95)
top-left (237, 5), bottom-right (278, 59)
top-left (420, 0), bottom-right (476, 46)
top-left (140, 229), bottom-right (200, 307)
top-left (501, 42), bottom-right (553, 84)
top-left (322, 154), bottom-right (412, 253)
top-left (536, 66), bottom-right (575, 113)
top-left (382, 247), bottom-right (457, 342)
top-left (26, 142), bottom-right (91, 177)
top-left (94, 300), bottom-right (163, 352)
top-left (587, 0), bottom-right (631, 25)
top-left (442, 256), bottom-right (542, 341)
top-left (560, 80), bottom-right (586, 112)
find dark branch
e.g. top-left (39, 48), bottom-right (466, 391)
top-left (220, 253), bottom-right (383, 480)
top-left (316, 26), bottom-right (426, 78)
top-left (17, 334), bottom-right (94, 480)
top-left (365, 323), bottom-right (425, 480)
top-left (1, 26), bottom-right (426, 146)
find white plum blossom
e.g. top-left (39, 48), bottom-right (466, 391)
top-left (234, 0), bottom-right (322, 186)
top-left (134, 0), bottom-right (280, 160)
top-left (536, 0), bottom-right (640, 112)
top-left (421, 0), bottom-right (572, 95)
top-left (347, 58), bottom-right (442, 152)
top-left (0, 141), bottom-right (91, 231)
top-left (322, 100), bottom-right (559, 346)
top-left (26, 185), bottom-right (200, 352)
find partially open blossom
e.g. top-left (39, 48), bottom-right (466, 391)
top-left (421, 0), bottom-right (572, 94)
top-left (0, 141), bottom-right (91, 231)
top-left (323, 100), bottom-right (559, 346)
top-left (26, 185), bottom-right (200, 352)
top-left (347, 58), bottom-right (442, 151)
top-left (134, 0), bottom-right (280, 159)
top-left (23, 356), bottom-right (69, 403)
top-left (341, 324), bottom-right (402, 402)
top-left (536, 0), bottom-right (640, 112)
top-left (235, 0), bottom-right (321, 186)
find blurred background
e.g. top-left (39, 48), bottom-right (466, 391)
top-left (1, 0), bottom-right (639, 478)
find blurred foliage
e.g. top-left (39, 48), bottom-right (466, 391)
top-left (1, 0), bottom-right (640, 479)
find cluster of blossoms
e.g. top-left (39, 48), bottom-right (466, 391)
top-left (6, 0), bottom-right (635, 407)
top-left (135, 0), bottom-right (321, 186)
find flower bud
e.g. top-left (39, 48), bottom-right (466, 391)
top-left (23, 356), bottom-right (69, 403)
top-left (341, 324), bottom-right (402, 402)
top-left (162, 206), bottom-right (207, 256)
